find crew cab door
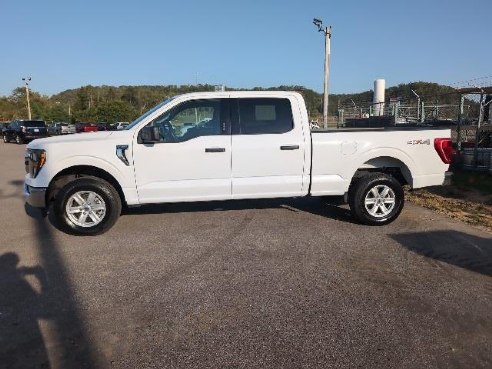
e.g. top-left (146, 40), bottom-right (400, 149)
top-left (230, 97), bottom-right (308, 198)
top-left (133, 98), bottom-right (232, 204)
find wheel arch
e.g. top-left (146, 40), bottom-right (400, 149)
top-left (47, 165), bottom-right (126, 206)
top-left (353, 156), bottom-right (413, 186)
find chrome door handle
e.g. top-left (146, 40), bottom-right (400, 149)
top-left (205, 148), bottom-right (226, 153)
top-left (280, 145), bottom-right (299, 150)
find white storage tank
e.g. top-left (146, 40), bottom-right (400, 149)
top-left (373, 79), bottom-right (385, 116)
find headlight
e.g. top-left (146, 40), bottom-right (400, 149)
top-left (25, 149), bottom-right (46, 178)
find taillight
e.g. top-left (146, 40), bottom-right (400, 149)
top-left (434, 138), bottom-right (454, 164)
top-left (21, 126), bottom-right (26, 133)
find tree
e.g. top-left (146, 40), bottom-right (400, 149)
top-left (75, 87), bottom-right (90, 111)
top-left (121, 86), bottom-right (140, 108)
top-left (106, 87), bottom-right (116, 101)
top-left (95, 101), bottom-right (137, 123)
top-left (46, 103), bottom-right (71, 122)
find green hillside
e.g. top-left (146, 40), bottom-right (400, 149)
top-left (0, 82), bottom-right (464, 123)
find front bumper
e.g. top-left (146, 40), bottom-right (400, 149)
top-left (24, 184), bottom-right (47, 208)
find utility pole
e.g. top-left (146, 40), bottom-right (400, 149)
top-left (313, 18), bottom-right (332, 129)
top-left (474, 90), bottom-right (485, 166)
top-left (22, 77), bottom-right (32, 120)
top-left (411, 89), bottom-right (420, 121)
top-left (457, 95), bottom-right (464, 150)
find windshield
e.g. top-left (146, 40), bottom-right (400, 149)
top-left (126, 97), bottom-right (176, 130)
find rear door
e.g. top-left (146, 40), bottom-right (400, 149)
top-left (230, 97), bottom-right (307, 198)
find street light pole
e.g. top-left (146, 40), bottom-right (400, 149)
top-left (411, 89), bottom-right (420, 121)
top-left (22, 77), bottom-right (32, 120)
top-left (313, 18), bottom-right (332, 129)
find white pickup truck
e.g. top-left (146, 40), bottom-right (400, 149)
top-left (24, 91), bottom-right (453, 235)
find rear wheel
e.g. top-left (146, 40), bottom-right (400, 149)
top-left (15, 135), bottom-right (24, 144)
top-left (348, 173), bottom-right (404, 225)
top-left (53, 176), bottom-right (122, 235)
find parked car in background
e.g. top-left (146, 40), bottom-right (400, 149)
top-left (96, 123), bottom-right (110, 131)
top-left (116, 122), bottom-right (129, 130)
top-left (48, 122), bottom-right (76, 136)
top-left (0, 122), bottom-right (10, 137)
top-left (75, 122), bottom-right (98, 133)
top-left (3, 120), bottom-right (48, 144)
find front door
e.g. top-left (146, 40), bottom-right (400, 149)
top-left (133, 98), bottom-right (232, 204)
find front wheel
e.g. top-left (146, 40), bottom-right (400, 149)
top-left (348, 173), bottom-right (404, 225)
top-left (3, 135), bottom-right (9, 143)
top-left (53, 176), bottom-right (122, 235)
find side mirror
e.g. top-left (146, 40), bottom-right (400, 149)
top-left (139, 126), bottom-right (161, 144)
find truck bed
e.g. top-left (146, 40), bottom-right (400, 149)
top-left (309, 128), bottom-right (451, 196)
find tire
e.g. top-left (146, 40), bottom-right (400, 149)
top-left (3, 135), bottom-right (9, 143)
top-left (53, 176), bottom-right (122, 235)
top-left (15, 135), bottom-right (24, 144)
top-left (348, 172), bottom-right (404, 225)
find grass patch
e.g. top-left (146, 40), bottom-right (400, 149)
top-left (406, 171), bottom-right (492, 232)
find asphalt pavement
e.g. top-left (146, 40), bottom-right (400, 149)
top-left (1, 141), bottom-right (491, 369)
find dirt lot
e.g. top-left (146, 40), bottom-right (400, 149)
top-left (407, 172), bottom-right (492, 233)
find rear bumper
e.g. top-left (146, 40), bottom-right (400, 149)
top-left (24, 184), bottom-right (47, 208)
top-left (412, 171), bottom-right (453, 189)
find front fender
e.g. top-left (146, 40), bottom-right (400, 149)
top-left (51, 155), bottom-right (128, 184)
top-left (28, 154), bottom-right (138, 205)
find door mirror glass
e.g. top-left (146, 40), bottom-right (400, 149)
top-left (139, 126), bottom-right (160, 143)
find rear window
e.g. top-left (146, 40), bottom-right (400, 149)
top-left (236, 98), bottom-right (293, 134)
top-left (23, 121), bottom-right (46, 127)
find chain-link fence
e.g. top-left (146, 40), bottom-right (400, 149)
top-left (335, 100), bottom-right (479, 125)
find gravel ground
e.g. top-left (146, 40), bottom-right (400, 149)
top-left (1, 142), bottom-right (491, 369)
top-left (406, 186), bottom-right (492, 232)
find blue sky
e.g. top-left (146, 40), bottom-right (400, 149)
top-left (1, 0), bottom-right (490, 96)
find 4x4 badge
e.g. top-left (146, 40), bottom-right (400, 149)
top-left (407, 139), bottom-right (430, 145)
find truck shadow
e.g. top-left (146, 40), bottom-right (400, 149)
top-left (0, 252), bottom-right (50, 368)
top-left (0, 180), bottom-right (25, 200)
top-left (15, 204), bottom-right (101, 368)
top-left (390, 230), bottom-right (492, 276)
top-left (122, 197), bottom-right (356, 224)
top-left (9, 179), bottom-right (24, 186)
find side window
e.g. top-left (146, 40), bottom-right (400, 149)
top-left (236, 98), bottom-right (293, 134)
top-left (146, 99), bottom-right (223, 143)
